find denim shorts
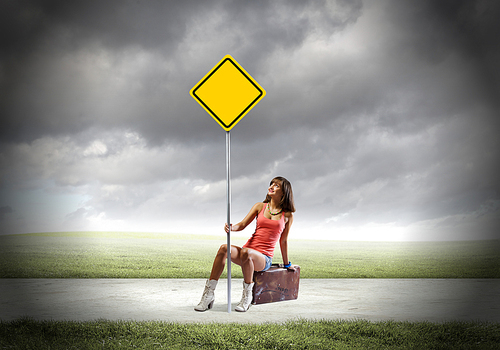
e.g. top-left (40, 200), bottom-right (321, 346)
top-left (259, 254), bottom-right (273, 272)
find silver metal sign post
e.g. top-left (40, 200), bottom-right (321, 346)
top-left (190, 55), bottom-right (266, 314)
top-left (225, 130), bottom-right (231, 313)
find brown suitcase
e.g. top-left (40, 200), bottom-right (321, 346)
top-left (252, 264), bottom-right (300, 305)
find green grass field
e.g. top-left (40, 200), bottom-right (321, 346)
top-left (1, 231), bottom-right (499, 279)
top-left (1, 317), bottom-right (499, 349)
top-left (1, 232), bottom-right (499, 348)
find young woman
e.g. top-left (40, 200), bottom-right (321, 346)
top-left (195, 176), bottom-right (296, 312)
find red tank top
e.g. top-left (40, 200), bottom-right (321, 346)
top-left (242, 203), bottom-right (286, 257)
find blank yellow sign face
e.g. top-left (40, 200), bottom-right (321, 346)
top-left (190, 55), bottom-right (266, 131)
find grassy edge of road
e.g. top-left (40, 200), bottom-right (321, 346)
top-left (0, 231), bottom-right (499, 279)
top-left (1, 317), bottom-right (499, 349)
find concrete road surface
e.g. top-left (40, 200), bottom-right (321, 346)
top-left (1, 279), bottom-right (498, 323)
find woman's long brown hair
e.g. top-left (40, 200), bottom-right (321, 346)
top-left (263, 176), bottom-right (296, 213)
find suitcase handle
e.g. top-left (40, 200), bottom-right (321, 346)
top-left (271, 263), bottom-right (296, 272)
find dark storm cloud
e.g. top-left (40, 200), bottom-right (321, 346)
top-left (387, 0), bottom-right (500, 115)
top-left (1, 0), bottom-right (197, 57)
top-left (0, 206), bottom-right (13, 220)
top-left (0, 0), bottom-right (498, 239)
top-left (1, 0), bottom-right (201, 143)
top-left (0, 0), bottom-right (363, 145)
top-left (398, 0), bottom-right (500, 82)
top-left (1, 0), bottom-right (497, 143)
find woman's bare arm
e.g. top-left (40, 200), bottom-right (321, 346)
top-left (225, 202), bottom-right (263, 233)
top-left (279, 212), bottom-right (293, 265)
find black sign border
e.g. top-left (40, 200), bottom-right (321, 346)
top-left (192, 58), bottom-right (264, 129)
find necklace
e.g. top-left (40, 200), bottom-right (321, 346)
top-left (268, 205), bottom-right (282, 216)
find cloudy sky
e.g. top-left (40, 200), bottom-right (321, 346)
top-left (1, 0), bottom-right (499, 241)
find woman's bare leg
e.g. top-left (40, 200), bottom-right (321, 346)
top-left (209, 244), bottom-right (237, 281)
top-left (209, 245), bottom-right (266, 283)
top-left (239, 248), bottom-right (266, 283)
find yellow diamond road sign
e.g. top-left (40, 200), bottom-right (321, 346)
top-left (190, 55), bottom-right (266, 131)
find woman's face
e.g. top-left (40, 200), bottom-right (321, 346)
top-left (268, 180), bottom-right (283, 200)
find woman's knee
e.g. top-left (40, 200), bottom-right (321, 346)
top-left (240, 248), bottom-right (250, 262)
top-left (217, 244), bottom-right (228, 256)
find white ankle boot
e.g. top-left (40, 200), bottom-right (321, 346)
top-left (194, 279), bottom-right (217, 311)
top-left (235, 281), bottom-right (254, 312)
